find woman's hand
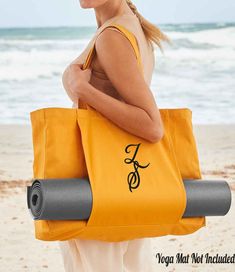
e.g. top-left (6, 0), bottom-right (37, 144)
top-left (67, 63), bottom-right (92, 101)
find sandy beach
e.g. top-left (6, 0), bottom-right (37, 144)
top-left (0, 123), bottom-right (234, 272)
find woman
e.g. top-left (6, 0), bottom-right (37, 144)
top-left (59, 0), bottom-right (169, 271)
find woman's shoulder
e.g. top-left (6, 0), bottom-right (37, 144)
top-left (96, 14), bottom-right (139, 38)
top-left (104, 15), bottom-right (154, 64)
top-left (99, 14), bottom-right (153, 54)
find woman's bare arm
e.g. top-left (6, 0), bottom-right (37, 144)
top-left (78, 28), bottom-right (164, 143)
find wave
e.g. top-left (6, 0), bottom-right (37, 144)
top-left (0, 23), bottom-right (234, 124)
top-left (166, 26), bottom-right (235, 48)
top-left (0, 26), bottom-right (96, 40)
top-left (0, 39), bottom-right (90, 53)
top-left (0, 48), bottom-right (81, 81)
top-left (161, 22), bottom-right (235, 33)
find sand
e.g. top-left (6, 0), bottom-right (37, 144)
top-left (0, 124), bottom-right (234, 272)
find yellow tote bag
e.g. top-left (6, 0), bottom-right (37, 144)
top-left (30, 24), bottom-right (205, 242)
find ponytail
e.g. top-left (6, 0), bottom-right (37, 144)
top-left (126, 0), bottom-right (170, 51)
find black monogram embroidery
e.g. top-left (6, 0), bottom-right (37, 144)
top-left (124, 143), bottom-right (150, 192)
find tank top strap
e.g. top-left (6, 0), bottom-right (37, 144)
top-left (80, 23), bottom-right (143, 110)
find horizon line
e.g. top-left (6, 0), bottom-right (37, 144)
top-left (0, 21), bottom-right (234, 30)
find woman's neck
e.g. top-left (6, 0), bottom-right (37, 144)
top-left (94, 0), bottom-right (133, 28)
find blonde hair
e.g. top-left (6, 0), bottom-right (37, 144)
top-left (126, 0), bottom-right (170, 51)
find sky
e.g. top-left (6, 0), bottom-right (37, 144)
top-left (0, 0), bottom-right (235, 28)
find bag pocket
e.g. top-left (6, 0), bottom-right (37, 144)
top-left (31, 108), bottom-right (89, 240)
top-left (77, 109), bottom-right (187, 228)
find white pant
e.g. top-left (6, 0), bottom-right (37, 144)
top-left (58, 238), bottom-right (155, 272)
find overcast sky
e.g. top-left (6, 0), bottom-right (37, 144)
top-left (0, 0), bottom-right (235, 28)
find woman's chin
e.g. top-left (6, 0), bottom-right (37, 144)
top-left (79, 0), bottom-right (106, 9)
top-left (79, 0), bottom-right (94, 9)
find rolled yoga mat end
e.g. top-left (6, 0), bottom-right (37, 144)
top-left (28, 178), bottom-right (92, 220)
top-left (182, 179), bottom-right (232, 217)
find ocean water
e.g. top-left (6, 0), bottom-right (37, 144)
top-left (0, 23), bottom-right (234, 124)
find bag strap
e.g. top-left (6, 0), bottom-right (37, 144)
top-left (79, 23), bottom-right (144, 110)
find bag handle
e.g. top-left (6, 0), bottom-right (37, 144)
top-left (79, 23), bottom-right (144, 110)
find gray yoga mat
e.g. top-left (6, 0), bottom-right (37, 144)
top-left (27, 178), bottom-right (232, 220)
top-left (27, 178), bottom-right (92, 220)
top-left (183, 179), bottom-right (231, 217)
